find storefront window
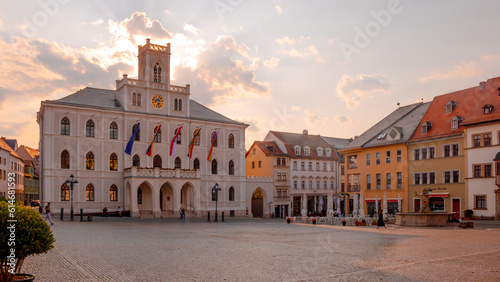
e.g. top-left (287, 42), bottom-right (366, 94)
top-left (429, 197), bottom-right (444, 211)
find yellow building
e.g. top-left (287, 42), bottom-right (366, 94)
top-left (408, 84), bottom-right (481, 216)
top-left (339, 102), bottom-right (430, 216)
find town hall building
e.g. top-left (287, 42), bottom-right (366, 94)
top-left (38, 39), bottom-right (248, 218)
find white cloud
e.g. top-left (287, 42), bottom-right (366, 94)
top-left (276, 36), bottom-right (310, 45)
top-left (305, 109), bottom-right (329, 123)
top-left (281, 45), bottom-right (318, 58)
top-left (184, 23), bottom-right (200, 34)
top-left (164, 9), bottom-right (172, 14)
top-left (336, 74), bottom-right (392, 109)
top-left (91, 19), bottom-right (104, 25)
top-left (263, 57), bottom-right (280, 68)
top-left (481, 54), bottom-right (500, 62)
top-left (334, 114), bottom-right (356, 125)
top-left (275, 5), bottom-right (282, 16)
top-left (419, 62), bottom-right (483, 83)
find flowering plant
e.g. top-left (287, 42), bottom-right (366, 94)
top-left (312, 218), bottom-right (317, 222)
top-left (342, 219), bottom-right (346, 223)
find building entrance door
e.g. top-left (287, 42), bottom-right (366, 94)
top-left (252, 189), bottom-right (263, 218)
top-left (452, 199), bottom-right (460, 217)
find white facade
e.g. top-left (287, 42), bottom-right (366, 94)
top-left (38, 40), bottom-right (248, 218)
top-left (465, 122), bottom-right (500, 218)
top-left (0, 138), bottom-right (25, 201)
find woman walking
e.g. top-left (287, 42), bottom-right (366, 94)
top-left (377, 209), bottom-right (386, 229)
top-left (44, 202), bottom-right (54, 225)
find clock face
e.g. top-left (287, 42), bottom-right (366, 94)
top-left (151, 95), bottom-right (164, 109)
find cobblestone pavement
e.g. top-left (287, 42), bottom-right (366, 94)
top-left (22, 217), bottom-right (500, 282)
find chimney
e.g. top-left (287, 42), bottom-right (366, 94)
top-left (479, 81), bottom-right (486, 90)
top-left (303, 129), bottom-right (308, 135)
top-left (354, 135), bottom-right (359, 139)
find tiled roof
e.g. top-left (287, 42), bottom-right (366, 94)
top-left (320, 136), bottom-right (351, 149)
top-left (461, 77), bottom-right (500, 126)
top-left (47, 87), bottom-right (246, 126)
top-left (342, 102), bottom-right (428, 150)
top-left (246, 141), bottom-right (288, 157)
top-left (0, 138), bottom-right (22, 160)
top-left (266, 131), bottom-right (338, 160)
top-left (409, 82), bottom-right (485, 142)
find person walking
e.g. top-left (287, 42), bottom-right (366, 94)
top-left (117, 206), bottom-right (122, 217)
top-left (181, 207), bottom-right (185, 220)
top-left (377, 209), bottom-right (386, 229)
top-left (179, 207), bottom-right (183, 219)
top-left (44, 202), bottom-right (54, 225)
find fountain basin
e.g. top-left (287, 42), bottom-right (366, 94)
top-left (395, 212), bottom-right (454, 227)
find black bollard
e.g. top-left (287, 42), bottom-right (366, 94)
top-left (80, 209), bottom-right (83, 222)
top-left (222, 211), bottom-right (224, 222)
top-left (207, 211), bottom-right (210, 222)
top-left (60, 208), bottom-right (64, 220)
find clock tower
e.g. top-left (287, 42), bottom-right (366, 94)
top-left (116, 39), bottom-right (190, 117)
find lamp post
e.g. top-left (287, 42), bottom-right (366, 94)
top-left (340, 192), bottom-right (349, 217)
top-left (65, 174), bottom-right (78, 221)
top-left (212, 183), bottom-right (221, 222)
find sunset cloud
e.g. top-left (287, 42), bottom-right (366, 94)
top-left (334, 114), bottom-right (356, 125)
top-left (275, 5), bottom-right (282, 16)
top-left (184, 24), bottom-right (200, 35)
top-left (263, 57), bottom-right (280, 68)
top-left (419, 62), bottom-right (484, 83)
top-left (336, 74), bottom-right (392, 109)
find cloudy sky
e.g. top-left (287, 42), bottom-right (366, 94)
top-left (1, 0), bottom-right (500, 149)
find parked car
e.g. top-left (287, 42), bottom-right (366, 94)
top-left (31, 200), bottom-right (40, 207)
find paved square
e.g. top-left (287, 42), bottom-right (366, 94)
top-left (23, 217), bottom-right (500, 281)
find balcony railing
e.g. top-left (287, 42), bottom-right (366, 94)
top-left (347, 185), bottom-right (360, 192)
top-left (124, 167), bottom-right (199, 179)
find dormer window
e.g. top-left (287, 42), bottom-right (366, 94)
top-left (304, 147), bottom-right (310, 156)
top-left (325, 148), bottom-right (332, 157)
top-left (451, 116), bottom-right (462, 130)
top-left (154, 62), bottom-right (161, 83)
top-left (446, 100), bottom-right (456, 114)
top-left (483, 104), bottom-right (494, 114)
top-left (294, 146), bottom-right (301, 155)
top-left (317, 147), bottom-right (323, 157)
top-left (421, 121), bottom-right (432, 135)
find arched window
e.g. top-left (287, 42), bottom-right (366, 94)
top-left (132, 93), bottom-right (136, 106)
top-left (211, 159), bottom-right (218, 175)
top-left (229, 187), bottom-right (235, 201)
top-left (228, 133), bottom-right (234, 148)
top-left (86, 120), bottom-right (95, 137)
top-left (61, 183), bottom-right (69, 201)
top-left (175, 128), bottom-right (181, 144)
top-left (154, 125), bottom-right (161, 143)
top-left (61, 117), bottom-right (70, 135)
top-left (153, 155), bottom-right (162, 168)
top-left (132, 155), bottom-right (140, 167)
top-left (178, 99), bottom-right (182, 111)
top-left (110, 153), bottom-right (118, 171)
top-left (86, 184), bottom-right (95, 201)
top-left (137, 187), bottom-right (143, 204)
top-left (109, 122), bottom-right (118, 139)
top-left (61, 150), bottom-right (69, 169)
top-left (154, 62), bottom-right (161, 83)
top-left (133, 123), bottom-right (140, 141)
top-left (175, 157), bottom-right (181, 169)
top-left (137, 93), bottom-right (141, 106)
top-left (193, 158), bottom-right (200, 170)
top-left (194, 130), bottom-right (201, 146)
top-left (86, 152), bottom-right (94, 170)
top-left (174, 98), bottom-right (178, 111)
top-left (211, 131), bottom-right (218, 147)
top-left (229, 160), bottom-right (235, 175)
top-left (110, 184), bottom-right (118, 201)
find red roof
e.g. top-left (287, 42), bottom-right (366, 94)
top-left (409, 80), bottom-right (484, 142)
top-left (461, 77), bottom-right (500, 125)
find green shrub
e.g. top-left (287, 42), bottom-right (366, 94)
top-left (0, 201), bottom-right (55, 281)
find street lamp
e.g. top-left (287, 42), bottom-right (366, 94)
top-left (340, 192), bottom-right (349, 217)
top-left (212, 183), bottom-right (221, 222)
top-left (65, 174), bottom-right (78, 221)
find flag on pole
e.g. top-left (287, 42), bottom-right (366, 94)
top-left (125, 123), bottom-right (140, 155)
top-left (169, 126), bottom-right (183, 156)
top-left (146, 125), bottom-right (161, 157)
top-left (188, 128), bottom-right (201, 158)
top-left (207, 130), bottom-right (219, 161)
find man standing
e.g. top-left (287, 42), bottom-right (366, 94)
top-left (44, 202), bottom-right (54, 225)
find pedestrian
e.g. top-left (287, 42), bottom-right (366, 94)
top-left (182, 207), bottom-right (185, 219)
top-left (44, 202), bottom-right (54, 225)
top-left (179, 207), bottom-right (183, 219)
top-left (117, 206), bottom-right (122, 217)
top-left (377, 209), bottom-right (386, 229)
top-left (103, 207), bottom-right (108, 217)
